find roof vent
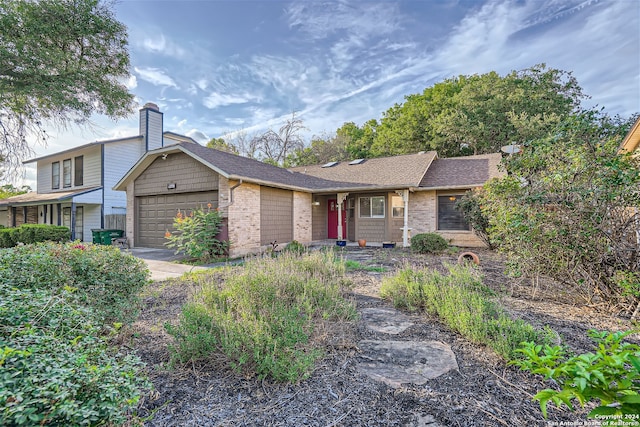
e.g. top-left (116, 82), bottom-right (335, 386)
top-left (321, 161), bottom-right (339, 168)
top-left (349, 158), bottom-right (365, 165)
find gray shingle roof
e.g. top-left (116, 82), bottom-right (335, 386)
top-left (289, 151), bottom-right (437, 187)
top-left (179, 143), bottom-right (373, 191)
top-left (419, 153), bottom-right (503, 189)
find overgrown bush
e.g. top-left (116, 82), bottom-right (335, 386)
top-left (380, 263), bottom-right (554, 359)
top-left (0, 245), bottom-right (150, 425)
top-left (283, 240), bottom-right (306, 255)
top-left (0, 241), bottom-right (149, 324)
top-left (455, 189), bottom-right (494, 249)
top-left (0, 224), bottom-right (69, 247)
top-left (410, 232), bottom-right (449, 254)
top-left (165, 204), bottom-right (228, 262)
top-left (165, 251), bottom-right (357, 381)
top-left (481, 111), bottom-right (640, 313)
top-left (512, 330), bottom-right (640, 419)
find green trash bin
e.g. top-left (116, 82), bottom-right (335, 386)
top-left (101, 229), bottom-right (124, 245)
top-left (91, 229), bottom-right (103, 244)
top-left (91, 229), bottom-right (124, 245)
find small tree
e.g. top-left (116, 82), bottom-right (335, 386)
top-left (164, 204), bottom-right (228, 262)
top-left (455, 189), bottom-right (494, 249)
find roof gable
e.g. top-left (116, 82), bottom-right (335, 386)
top-left (419, 153), bottom-right (503, 189)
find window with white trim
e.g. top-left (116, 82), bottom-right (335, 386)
top-left (52, 162), bottom-right (60, 189)
top-left (359, 196), bottom-right (385, 218)
top-left (391, 195), bottom-right (404, 218)
top-left (63, 159), bottom-right (71, 188)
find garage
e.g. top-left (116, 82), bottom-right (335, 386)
top-left (136, 191), bottom-right (218, 248)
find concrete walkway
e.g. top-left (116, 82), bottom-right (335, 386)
top-left (127, 248), bottom-right (211, 281)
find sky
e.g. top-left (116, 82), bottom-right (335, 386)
top-left (22, 0), bottom-right (640, 187)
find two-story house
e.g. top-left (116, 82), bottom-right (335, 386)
top-left (0, 103), bottom-right (195, 241)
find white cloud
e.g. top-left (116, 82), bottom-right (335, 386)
top-left (141, 34), bottom-right (186, 57)
top-left (202, 93), bottom-right (258, 109)
top-left (134, 67), bottom-right (178, 88)
top-left (124, 75), bottom-right (137, 89)
top-left (185, 129), bottom-right (209, 143)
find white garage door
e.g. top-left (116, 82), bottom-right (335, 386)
top-left (136, 191), bottom-right (218, 248)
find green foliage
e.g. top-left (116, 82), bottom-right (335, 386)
top-left (455, 189), bottom-right (494, 249)
top-left (0, 0), bottom-right (134, 175)
top-left (285, 133), bottom-right (349, 167)
top-left (512, 330), bottom-right (640, 419)
top-left (380, 264), bottom-right (554, 359)
top-left (344, 259), bottom-right (388, 272)
top-left (282, 240), bottom-right (307, 255)
top-left (165, 251), bottom-right (357, 382)
top-left (0, 246), bottom-right (149, 426)
top-left (165, 204), bottom-right (229, 263)
top-left (481, 111), bottom-right (640, 310)
top-left (0, 224), bottom-right (70, 247)
top-left (0, 241), bottom-right (149, 324)
top-left (346, 64), bottom-right (584, 158)
top-left (206, 137), bottom-right (239, 154)
top-left (0, 184), bottom-right (30, 199)
top-left (410, 232), bottom-right (449, 254)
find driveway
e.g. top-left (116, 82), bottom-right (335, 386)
top-left (127, 248), bottom-right (210, 281)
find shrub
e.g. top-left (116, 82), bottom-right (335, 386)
top-left (512, 330), bottom-right (640, 419)
top-left (165, 251), bottom-right (356, 381)
top-left (0, 224), bottom-right (69, 247)
top-left (283, 240), bottom-right (306, 255)
top-left (165, 204), bottom-right (228, 262)
top-left (380, 263), bottom-right (553, 359)
top-left (0, 241), bottom-right (149, 324)
top-left (0, 256), bottom-right (149, 425)
top-left (410, 232), bottom-right (449, 254)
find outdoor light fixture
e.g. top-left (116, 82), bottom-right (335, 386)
top-left (312, 199), bottom-right (320, 206)
top-left (167, 182), bottom-right (176, 190)
top-left (449, 196), bottom-right (457, 201)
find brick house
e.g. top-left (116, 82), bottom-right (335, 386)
top-left (114, 142), bottom-right (503, 257)
top-left (0, 103), bottom-right (196, 239)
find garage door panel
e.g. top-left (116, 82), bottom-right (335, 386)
top-left (136, 191), bottom-right (218, 248)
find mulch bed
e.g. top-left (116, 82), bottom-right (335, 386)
top-left (127, 248), bottom-right (637, 426)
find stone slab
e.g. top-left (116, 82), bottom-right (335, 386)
top-left (357, 340), bottom-right (458, 388)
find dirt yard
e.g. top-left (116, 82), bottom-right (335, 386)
top-left (127, 247), bottom-right (638, 426)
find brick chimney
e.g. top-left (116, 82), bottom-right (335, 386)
top-left (139, 102), bottom-right (163, 151)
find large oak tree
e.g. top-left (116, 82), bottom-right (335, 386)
top-left (0, 0), bottom-right (134, 178)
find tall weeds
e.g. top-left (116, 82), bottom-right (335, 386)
top-left (380, 263), bottom-right (555, 360)
top-left (165, 250), bottom-right (357, 382)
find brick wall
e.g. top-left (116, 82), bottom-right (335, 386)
top-left (227, 181), bottom-right (261, 257)
top-left (408, 190), bottom-right (486, 248)
top-left (293, 191), bottom-right (312, 243)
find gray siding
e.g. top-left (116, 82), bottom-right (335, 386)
top-left (103, 138), bottom-right (146, 214)
top-left (312, 196), bottom-right (328, 240)
top-left (134, 153), bottom-right (219, 196)
top-left (260, 187), bottom-right (293, 245)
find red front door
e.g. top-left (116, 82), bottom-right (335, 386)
top-left (327, 199), bottom-right (347, 239)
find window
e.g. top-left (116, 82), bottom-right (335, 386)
top-left (63, 206), bottom-right (83, 241)
top-left (52, 162), bottom-right (60, 189)
top-left (63, 159), bottom-right (71, 188)
top-left (359, 196), bottom-right (385, 218)
top-left (438, 195), bottom-right (469, 231)
top-left (74, 156), bottom-right (83, 186)
top-left (391, 195), bottom-right (404, 218)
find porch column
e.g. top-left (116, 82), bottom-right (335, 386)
top-left (70, 202), bottom-right (76, 241)
top-left (337, 192), bottom-right (348, 240)
top-left (395, 189), bottom-right (410, 247)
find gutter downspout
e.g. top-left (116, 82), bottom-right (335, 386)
top-left (229, 179), bottom-right (243, 205)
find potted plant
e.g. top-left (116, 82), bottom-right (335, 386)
top-left (336, 240), bottom-right (347, 247)
top-left (358, 239), bottom-right (366, 247)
